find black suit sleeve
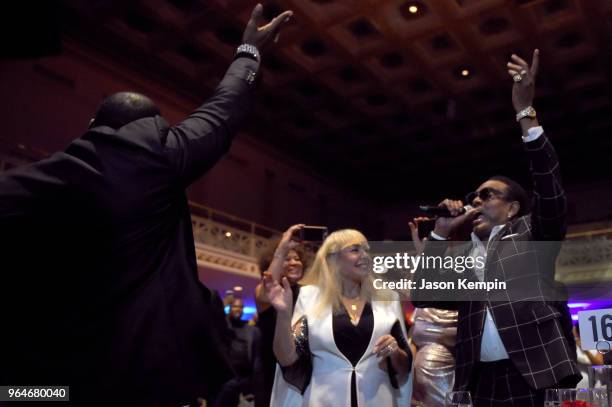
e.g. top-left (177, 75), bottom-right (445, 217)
top-left (164, 57), bottom-right (259, 187)
top-left (524, 133), bottom-right (566, 241)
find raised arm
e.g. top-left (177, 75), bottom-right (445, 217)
top-left (165, 4), bottom-right (293, 186)
top-left (268, 224), bottom-right (304, 282)
top-left (266, 276), bottom-right (299, 366)
top-left (165, 57), bottom-right (258, 186)
top-left (507, 50), bottom-right (567, 240)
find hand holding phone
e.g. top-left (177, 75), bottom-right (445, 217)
top-left (294, 225), bottom-right (328, 242)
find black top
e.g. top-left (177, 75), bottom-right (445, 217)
top-left (257, 283), bottom-right (301, 406)
top-left (334, 303), bottom-right (375, 365)
top-left (334, 303), bottom-right (374, 407)
top-left (334, 304), bottom-right (409, 407)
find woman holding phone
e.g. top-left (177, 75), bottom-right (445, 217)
top-left (255, 224), bottom-right (307, 406)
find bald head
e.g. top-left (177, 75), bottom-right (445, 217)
top-left (91, 92), bottom-right (160, 129)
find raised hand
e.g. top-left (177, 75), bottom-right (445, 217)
top-left (242, 4), bottom-right (293, 51)
top-left (432, 199), bottom-right (480, 239)
top-left (408, 217), bottom-right (430, 253)
top-left (507, 49), bottom-right (539, 112)
top-left (263, 274), bottom-right (293, 314)
top-left (268, 224), bottom-right (304, 282)
top-left (277, 224), bottom-right (305, 254)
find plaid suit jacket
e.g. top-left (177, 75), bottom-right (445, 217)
top-left (412, 133), bottom-right (581, 391)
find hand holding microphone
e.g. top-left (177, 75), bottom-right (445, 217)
top-left (429, 199), bottom-right (480, 239)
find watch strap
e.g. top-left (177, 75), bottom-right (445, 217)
top-left (516, 106), bottom-right (536, 122)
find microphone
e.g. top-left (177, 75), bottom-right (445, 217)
top-left (419, 205), bottom-right (473, 218)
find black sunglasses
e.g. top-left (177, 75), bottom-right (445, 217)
top-left (465, 187), bottom-right (507, 204)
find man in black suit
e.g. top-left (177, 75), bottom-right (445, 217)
top-left (412, 50), bottom-right (581, 406)
top-left (0, 4), bottom-right (292, 405)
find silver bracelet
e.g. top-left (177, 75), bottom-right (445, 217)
top-left (236, 43), bottom-right (260, 63)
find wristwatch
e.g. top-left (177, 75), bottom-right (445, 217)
top-left (235, 43), bottom-right (260, 63)
top-left (515, 106), bottom-right (536, 122)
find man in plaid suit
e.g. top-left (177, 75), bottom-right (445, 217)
top-left (412, 50), bottom-right (581, 406)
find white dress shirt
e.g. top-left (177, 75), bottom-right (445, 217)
top-left (470, 225), bottom-right (510, 361)
top-left (432, 126), bottom-right (544, 361)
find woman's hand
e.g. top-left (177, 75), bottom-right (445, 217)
top-left (373, 334), bottom-right (409, 375)
top-left (264, 274), bottom-right (293, 315)
top-left (373, 334), bottom-right (399, 358)
top-left (276, 224), bottom-right (305, 254)
top-left (269, 224), bottom-right (304, 282)
top-left (408, 216), bottom-right (430, 254)
top-left (255, 271), bottom-right (276, 312)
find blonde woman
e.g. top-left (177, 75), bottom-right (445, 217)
top-left (267, 229), bottom-right (413, 406)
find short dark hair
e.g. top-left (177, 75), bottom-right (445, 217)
top-left (488, 175), bottom-right (530, 218)
top-left (92, 92), bottom-right (160, 129)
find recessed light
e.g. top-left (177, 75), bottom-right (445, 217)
top-left (461, 69), bottom-right (470, 77)
top-left (225, 231), bottom-right (232, 237)
top-left (400, 2), bottom-right (426, 20)
top-left (233, 286), bottom-right (243, 292)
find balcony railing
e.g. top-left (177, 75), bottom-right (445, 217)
top-left (190, 201), bottom-right (280, 259)
top-left (557, 226), bottom-right (612, 284)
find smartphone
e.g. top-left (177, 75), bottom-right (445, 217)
top-left (417, 219), bottom-right (436, 240)
top-left (295, 225), bottom-right (329, 242)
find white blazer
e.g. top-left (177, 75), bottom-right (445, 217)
top-left (270, 285), bottom-right (413, 407)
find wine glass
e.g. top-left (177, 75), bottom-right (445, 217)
top-left (591, 388), bottom-right (609, 407)
top-left (559, 388), bottom-right (576, 402)
top-left (445, 391), bottom-right (473, 407)
top-left (544, 388), bottom-right (560, 407)
top-left (558, 388), bottom-right (590, 404)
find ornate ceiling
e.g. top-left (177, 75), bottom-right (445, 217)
top-left (58, 0), bottom-right (612, 202)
